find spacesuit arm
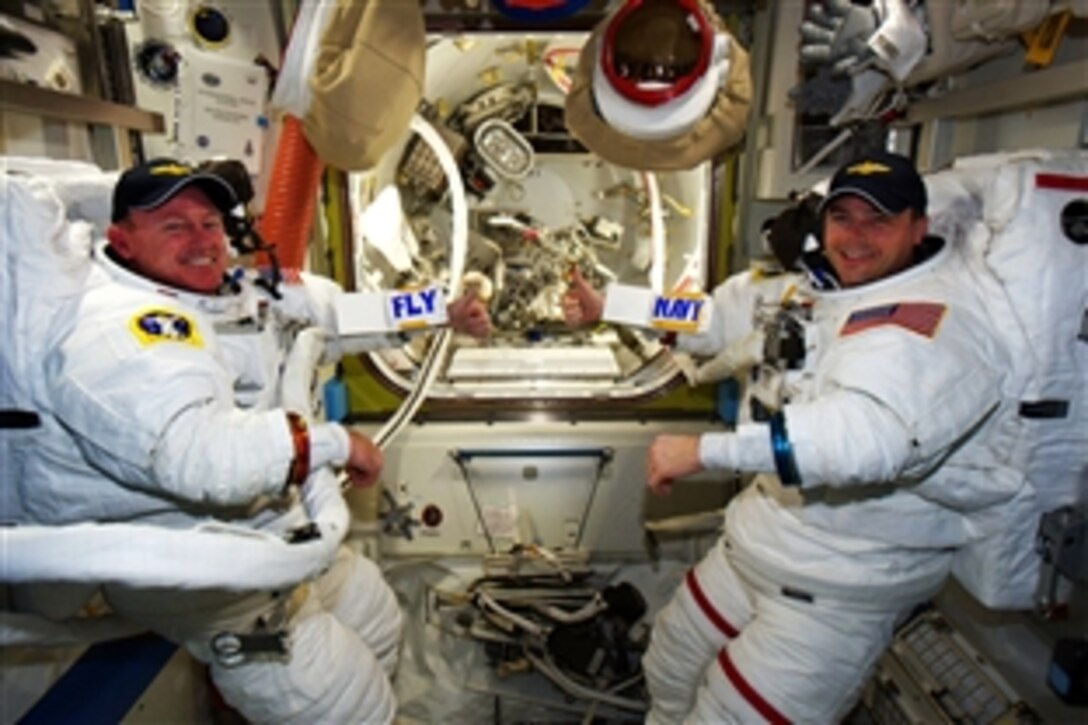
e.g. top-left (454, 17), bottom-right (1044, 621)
top-left (147, 403), bottom-right (350, 506)
top-left (781, 328), bottom-right (1012, 509)
top-left (53, 372), bottom-right (330, 509)
top-left (672, 274), bottom-right (752, 356)
top-left (278, 273), bottom-right (490, 360)
top-left (271, 271), bottom-right (343, 330)
top-left (271, 272), bottom-right (411, 358)
top-left (698, 388), bottom-right (914, 487)
top-left (328, 332), bottom-right (409, 358)
top-left (701, 321), bottom-right (1005, 497)
top-left (47, 308), bottom-right (350, 509)
top-left (675, 330), bottom-right (765, 386)
top-left (61, 393), bottom-right (350, 509)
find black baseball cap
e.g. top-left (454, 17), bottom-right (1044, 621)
top-left (111, 157), bottom-right (238, 223)
top-left (819, 150), bottom-right (927, 217)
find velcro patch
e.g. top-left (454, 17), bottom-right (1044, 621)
top-left (129, 308), bottom-right (204, 348)
top-left (840, 302), bottom-right (946, 339)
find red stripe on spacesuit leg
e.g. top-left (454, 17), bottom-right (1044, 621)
top-left (1035, 173), bottom-right (1088, 192)
top-left (717, 648), bottom-right (792, 725)
top-left (685, 569), bottom-right (739, 638)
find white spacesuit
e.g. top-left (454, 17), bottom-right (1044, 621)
top-left (642, 236), bottom-right (1024, 723)
top-left (13, 238), bottom-right (404, 722)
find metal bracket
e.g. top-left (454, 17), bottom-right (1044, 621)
top-left (450, 447), bottom-right (614, 554)
top-left (1034, 504), bottom-right (1088, 616)
top-left (380, 488), bottom-right (420, 541)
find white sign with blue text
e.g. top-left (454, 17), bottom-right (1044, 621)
top-left (335, 285), bottom-right (448, 336)
top-left (602, 283), bottom-right (712, 334)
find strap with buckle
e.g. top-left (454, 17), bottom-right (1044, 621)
top-left (211, 630), bottom-right (290, 668)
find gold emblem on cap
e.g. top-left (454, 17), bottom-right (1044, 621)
top-left (150, 163), bottom-right (193, 176)
top-left (846, 161), bottom-right (892, 176)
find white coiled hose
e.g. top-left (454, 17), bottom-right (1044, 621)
top-left (372, 113), bottom-right (468, 450)
top-left (643, 171), bottom-right (666, 294)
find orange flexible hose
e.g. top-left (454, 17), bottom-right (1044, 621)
top-left (257, 115), bottom-right (324, 272)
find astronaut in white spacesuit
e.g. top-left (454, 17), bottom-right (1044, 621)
top-left (14, 158), bottom-right (489, 723)
top-left (565, 151), bottom-right (1025, 723)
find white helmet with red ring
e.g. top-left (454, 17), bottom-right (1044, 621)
top-left (592, 0), bottom-right (731, 141)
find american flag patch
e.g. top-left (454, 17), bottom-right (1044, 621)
top-left (840, 302), bottom-right (947, 338)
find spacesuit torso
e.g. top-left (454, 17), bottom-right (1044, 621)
top-left (10, 245), bottom-right (345, 527)
top-left (686, 239), bottom-right (1024, 604)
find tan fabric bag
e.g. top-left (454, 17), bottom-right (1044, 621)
top-left (950, 0), bottom-right (1051, 42)
top-left (303, 0), bottom-right (425, 171)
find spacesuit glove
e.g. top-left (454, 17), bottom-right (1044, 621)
top-left (673, 352), bottom-right (701, 387)
top-left (690, 331), bottom-right (764, 385)
top-left (699, 424), bottom-right (776, 473)
top-left (646, 435), bottom-right (703, 495)
top-left (799, 0), bottom-right (880, 76)
top-left (866, 0), bottom-right (928, 81)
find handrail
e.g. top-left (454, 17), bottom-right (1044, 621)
top-left (0, 80), bottom-right (165, 133)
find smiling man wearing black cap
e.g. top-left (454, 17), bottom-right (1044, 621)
top-left (19, 156), bottom-right (491, 723)
top-left (564, 150), bottom-right (1023, 722)
top-left (632, 149), bottom-right (1028, 723)
top-left (631, 150), bottom-right (1026, 723)
top-left (106, 158), bottom-right (239, 293)
top-left (818, 149), bottom-right (935, 287)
